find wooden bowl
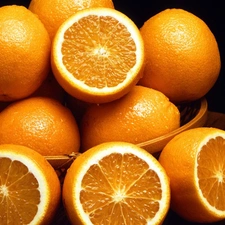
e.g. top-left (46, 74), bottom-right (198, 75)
top-left (137, 97), bottom-right (208, 155)
top-left (46, 97), bottom-right (208, 171)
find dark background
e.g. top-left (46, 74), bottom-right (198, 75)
top-left (1, 0), bottom-right (225, 113)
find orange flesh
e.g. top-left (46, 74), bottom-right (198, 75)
top-left (62, 15), bottom-right (137, 88)
top-left (0, 158), bottom-right (40, 224)
top-left (198, 136), bottom-right (225, 211)
top-left (80, 153), bottom-right (162, 224)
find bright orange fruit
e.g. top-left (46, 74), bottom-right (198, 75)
top-left (0, 5), bottom-right (51, 101)
top-left (29, 0), bottom-right (114, 40)
top-left (0, 97), bottom-right (80, 156)
top-left (63, 142), bottom-right (170, 225)
top-left (80, 85), bottom-right (180, 152)
top-left (159, 127), bottom-right (225, 223)
top-left (139, 8), bottom-right (221, 103)
top-left (51, 7), bottom-right (145, 104)
top-left (0, 144), bottom-right (61, 224)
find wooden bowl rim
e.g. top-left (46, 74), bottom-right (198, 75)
top-left (137, 97), bottom-right (208, 148)
top-left (46, 98), bottom-right (208, 168)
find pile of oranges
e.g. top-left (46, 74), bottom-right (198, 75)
top-left (0, 0), bottom-right (224, 225)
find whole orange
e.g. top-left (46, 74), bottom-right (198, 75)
top-left (138, 8), bottom-right (221, 103)
top-left (28, 0), bottom-right (114, 40)
top-left (0, 97), bottom-right (80, 156)
top-left (0, 5), bottom-right (51, 101)
top-left (80, 85), bottom-right (180, 152)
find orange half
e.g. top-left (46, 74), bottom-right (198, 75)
top-left (63, 142), bottom-right (170, 225)
top-left (0, 144), bottom-right (61, 224)
top-left (51, 7), bottom-right (145, 104)
top-left (159, 127), bottom-right (225, 223)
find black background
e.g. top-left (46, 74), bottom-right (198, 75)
top-left (1, 0), bottom-right (225, 113)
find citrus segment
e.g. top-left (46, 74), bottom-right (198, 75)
top-left (29, 0), bottom-right (115, 40)
top-left (51, 7), bottom-right (145, 104)
top-left (63, 142), bottom-right (170, 225)
top-left (0, 144), bottom-right (61, 224)
top-left (197, 136), bottom-right (225, 212)
top-left (159, 127), bottom-right (225, 223)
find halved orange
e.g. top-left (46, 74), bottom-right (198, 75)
top-left (51, 7), bottom-right (145, 104)
top-left (63, 142), bottom-right (170, 225)
top-left (159, 127), bottom-right (225, 223)
top-left (0, 144), bottom-right (61, 224)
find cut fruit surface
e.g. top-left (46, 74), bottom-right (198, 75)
top-left (197, 136), bottom-right (225, 212)
top-left (159, 127), bottom-right (225, 223)
top-left (51, 7), bottom-right (145, 104)
top-left (63, 142), bottom-right (170, 225)
top-left (28, 0), bottom-right (115, 40)
top-left (0, 144), bottom-right (61, 224)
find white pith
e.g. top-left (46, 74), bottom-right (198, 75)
top-left (195, 132), bottom-right (225, 217)
top-left (0, 151), bottom-right (50, 225)
top-left (72, 144), bottom-right (170, 224)
top-left (53, 8), bottom-right (144, 94)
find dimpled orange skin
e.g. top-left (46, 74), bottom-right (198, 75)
top-left (29, 0), bottom-right (114, 40)
top-left (0, 5), bottom-right (51, 101)
top-left (80, 85), bottom-right (180, 151)
top-left (139, 8), bottom-right (221, 103)
top-left (0, 97), bottom-right (80, 156)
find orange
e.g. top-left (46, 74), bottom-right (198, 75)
top-left (159, 127), bottom-right (225, 223)
top-left (138, 8), bottom-right (221, 103)
top-left (80, 85), bottom-right (180, 152)
top-left (0, 144), bottom-right (61, 224)
top-left (63, 141), bottom-right (170, 225)
top-left (28, 0), bottom-right (114, 40)
top-left (51, 7), bottom-right (145, 104)
top-left (0, 5), bottom-right (51, 101)
top-left (0, 96), bottom-right (80, 156)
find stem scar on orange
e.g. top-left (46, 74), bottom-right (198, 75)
top-left (51, 7), bottom-right (145, 104)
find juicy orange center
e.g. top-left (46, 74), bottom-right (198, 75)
top-left (197, 136), bottom-right (225, 211)
top-left (62, 15), bottom-right (137, 88)
top-left (80, 153), bottom-right (162, 224)
top-left (0, 158), bottom-right (40, 224)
